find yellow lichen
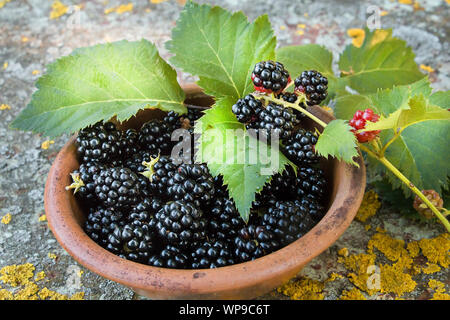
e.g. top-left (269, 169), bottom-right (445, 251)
top-left (105, 3), bottom-right (133, 14)
top-left (0, 0), bottom-right (12, 9)
top-left (428, 279), bottom-right (450, 300)
top-left (2, 62), bottom-right (7, 69)
top-left (296, 30), bottom-right (304, 36)
top-left (326, 272), bottom-right (344, 282)
top-left (355, 190), bottom-right (381, 222)
top-left (347, 28), bottom-right (365, 48)
top-left (38, 214), bottom-right (47, 222)
top-left (406, 241), bottom-right (420, 258)
top-left (14, 282), bottom-right (39, 300)
top-left (0, 104), bottom-right (11, 110)
top-left (32, 70), bottom-right (40, 75)
top-left (21, 36), bottom-right (29, 42)
top-left (150, 0), bottom-right (167, 3)
top-left (339, 288), bottom-right (366, 300)
top-left (379, 262), bottom-right (416, 296)
top-left (420, 64), bottom-right (434, 73)
top-left (0, 263), bottom-right (35, 287)
top-left (422, 263), bottom-right (441, 274)
top-left (50, 1), bottom-right (68, 19)
top-left (0, 289), bottom-right (14, 300)
top-left (418, 234), bottom-right (450, 268)
top-left (34, 271), bottom-right (45, 282)
top-left (367, 233), bottom-right (412, 268)
top-left (337, 247), bottom-right (349, 257)
top-left (41, 140), bottom-right (55, 150)
top-left (277, 277), bottom-right (325, 300)
top-left (47, 253), bottom-right (57, 260)
top-left (297, 23), bottom-right (306, 29)
top-left (1, 213), bottom-right (12, 224)
top-left (338, 252), bottom-right (378, 295)
top-left (364, 224), bottom-right (371, 231)
top-left (398, 0), bottom-right (412, 4)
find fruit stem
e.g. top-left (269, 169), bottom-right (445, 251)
top-left (258, 95), bottom-right (328, 128)
top-left (359, 143), bottom-right (450, 232)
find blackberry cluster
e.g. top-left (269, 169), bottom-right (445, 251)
top-left (294, 70), bottom-right (328, 106)
top-left (251, 61), bottom-right (290, 94)
top-left (69, 77), bottom-right (330, 269)
top-left (283, 129), bottom-right (319, 165)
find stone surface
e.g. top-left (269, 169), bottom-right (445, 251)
top-left (0, 0), bottom-right (448, 300)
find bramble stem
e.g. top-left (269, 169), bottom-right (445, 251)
top-left (359, 144), bottom-right (450, 232)
top-left (257, 95), bottom-right (328, 128)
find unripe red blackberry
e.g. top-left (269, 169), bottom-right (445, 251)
top-left (252, 61), bottom-right (290, 94)
top-left (294, 70), bottom-right (328, 106)
top-left (349, 108), bottom-right (380, 143)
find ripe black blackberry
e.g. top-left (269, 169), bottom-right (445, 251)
top-left (139, 155), bottom-right (177, 198)
top-left (233, 224), bottom-right (280, 263)
top-left (190, 239), bottom-right (235, 269)
top-left (231, 94), bottom-right (263, 125)
top-left (259, 167), bottom-right (297, 201)
top-left (94, 167), bottom-right (141, 209)
top-left (123, 150), bottom-right (158, 197)
top-left (147, 245), bottom-right (189, 269)
top-left (155, 200), bottom-right (207, 248)
top-left (294, 70), bottom-right (328, 106)
top-left (66, 161), bottom-right (107, 203)
top-left (186, 108), bottom-right (204, 126)
top-left (138, 119), bottom-right (173, 155)
top-left (208, 197), bottom-right (245, 241)
top-left (250, 102), bottom-right (296, 141)
top-left (294, 166), bottom-right (327, 201)
top-left (278, 92), bottom-right (305, 122)
top-left (127, 197), bottom-right (163, 231)
top-left (283, 129), bottom-right (320, 165)
top-left (167, 163), bottom-right (215, 208)
top-left (295, 197), bottom-right (326, 223)
top-left (119, 128), bottom-right (140, 157)
top-left (262, 200), bottom-right (316, 246)
top-left (84, 206), bottom-right (125, 248)
top-left (106, 222), bottom-right (156, 263)
top-left (251, 61), bottom-right (290, 94)
top-left (163, 111), bottom-right (183, 130)
top-left (76, 121), bottom-right (122, 163)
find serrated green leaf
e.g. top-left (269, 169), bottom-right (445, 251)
top-left (364, 94), bottom-right (450, 132)
top-left (11, 40), bottom-right (186, 137)
top-left (429, 90), bottom-right (450, 108)
top-left (166, 1), bottom-right (276, 100)
top-left (315, 119), bottom-right (359, 166)
top-left (338, 28), bottom-right (425, 95)
top-left (195, 98), bottom-right (291, 222)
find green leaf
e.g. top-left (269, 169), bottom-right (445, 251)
top-left (11, 40), bottom-right (186, 137)
top-left (166, 1), bottom-right (276, 100)
top-left (195, 99), bottom-right (291, 222)
top-left (315, 119), bottom-right (359, 166)
top-left (429, 90), bottom-right (450, 108)
top-left (338, 28), bottom-right (425, 95)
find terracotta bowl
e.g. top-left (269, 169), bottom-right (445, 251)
top-left (44, 84), bottom-right (366, 300)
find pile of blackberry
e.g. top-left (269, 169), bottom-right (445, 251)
top-left (68, 64), bottom-right (330, 269)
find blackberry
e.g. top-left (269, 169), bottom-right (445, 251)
top-left (124, 150), bottom-right (158, 197)
top-left (231, 94), bottom-right (263, 125)
top-left (250, 103), bottom-right (296, 141)
top-left (163, 111), bottom-right (183, 130)
top-left (208, 197), bottom-right (245, 241)
top-left (190, 239), bottom-right (235, 269)
top-left (294, 166), bottom-right (327, 201)
top-left (106, 222), bottom-right (156, 263)
top-left (148, 245), bottom-right (189, 269)
top-left (66, 161), bottom-right (107, 203)
top-left (278, 92), bottom-right (305, 122)
top-left (251, 61), bottom-right (290, 94)
top-left (167, 163), bottom-right (215, 208)
top-left (155, 200), bottom-right (207, 248)
top-left (94, 167), bottom-right (141, 209)
top-left (139, 155), bottom-right (177, 197)
top-left (212, 175), bottom-right (228, 198)
top-left (262, 200), bottom-right (316, 246)
top-left (186, 108), bottom-right (204, 126)
top-left (295, 197), bottom-right (326, 223)
top-left (138, 119), bottom-right (173, 155)
top-left (119, 128), bottom-right (140, 157)
top-left (128, 197), bottom-right (163, 230)
top-left (260, 167), bottom-right (297, 200)
top-left (84, 206), bottom-right (125, 248)
top-left (76, 121), bottom-right (122, 163)
top-left (283, 129), bottom-right (320, 165)
top-left (233, 224), bottom-right (280, 262)
top-left (294, 70), bottom-right (328, 106)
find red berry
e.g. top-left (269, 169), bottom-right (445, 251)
top-left (349, 109), bottom-right (381, 143)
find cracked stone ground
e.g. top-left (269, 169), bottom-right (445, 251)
top-left (0, 0), bottom-right (448, 300)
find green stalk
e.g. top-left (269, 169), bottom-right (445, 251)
top-left (359, 144), bottom-right (450, 232)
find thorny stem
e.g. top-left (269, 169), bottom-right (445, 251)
top-left (257, 94), bottom-right (328, 128)
top-left (359, 144), bottom-right (450, 232)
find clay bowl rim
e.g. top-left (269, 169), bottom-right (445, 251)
top-left (44, 84), bottom-right (366, 299)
